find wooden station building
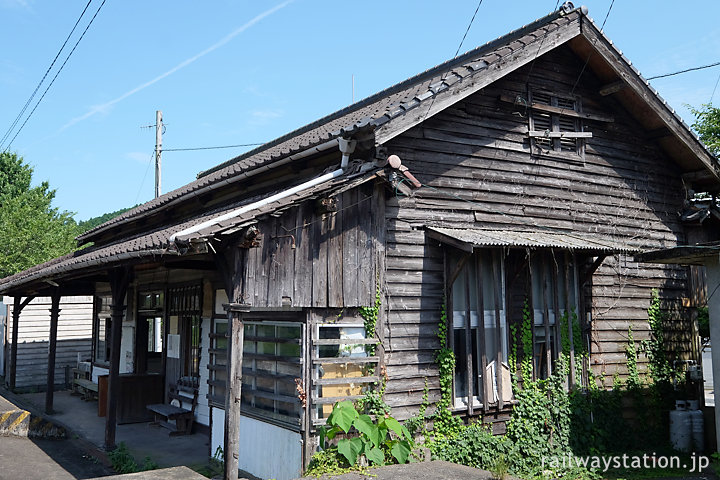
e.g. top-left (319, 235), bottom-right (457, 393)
top-left (1, 5), bottom-right (719, 479)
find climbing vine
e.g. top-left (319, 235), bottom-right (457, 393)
top-left (432, 301), bottom-right (464, 437)
top-left (359, 282), bottom-right (382, 357)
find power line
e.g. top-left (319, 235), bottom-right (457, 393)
top-left (4, 0), bottom-right (107, 151)
top-left (420, 0), bottom-right (484, 125)
top-left (163, 143), bottom-right (265, 152)
top-left (569, 0), bottom-right (614, 97)
top-left (0, 0), bottom-right (94, 150)
top-left (647, 61), bottom-right (720, 81)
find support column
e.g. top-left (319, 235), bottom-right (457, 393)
top-left (105, 267), bottom-right (130, 451)
top-left (45, 290), bottom-right (61, 414)
top-left (9, 296), bottom-right (34, 391)
top-left (223, 303), bottom-right (249, 480)
top-left (705, 258), bottom-right (720, 453)
top-left (214, 243), bottom-right (249, 480)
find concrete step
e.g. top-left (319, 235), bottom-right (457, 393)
top-left (0, 392), bottom-right (66, 438)
top-left (0, 395), bottom-right (30, 437)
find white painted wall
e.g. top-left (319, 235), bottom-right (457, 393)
top-left (4, 296), bottom-right (93, 389)
top-left (211, 408), bottom-right (303, 480)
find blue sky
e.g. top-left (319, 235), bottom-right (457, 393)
top-left (1, 0), bottom-right (719, 221)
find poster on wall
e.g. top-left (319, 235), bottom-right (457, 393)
top-left (167, 334), bottom-right (180, 359)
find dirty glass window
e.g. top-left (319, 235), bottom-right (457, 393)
top-left (241, 321), bottom-right (303, 429)
top-left (313, 324), bottom-right (369, 420)
top-left (451, 250), bottom-right (508, 409)
top-left (530, 252), bottom-right (579, 379)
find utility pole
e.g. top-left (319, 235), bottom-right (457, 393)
top-left (155, 110), bottom-right (163, 198)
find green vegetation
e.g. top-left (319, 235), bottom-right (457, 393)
top-left (0, 152), bottom-right (80, 278)
top-left (108, 442), bottom-right (158, 474)
top-left (307, 401), bottom-right (414, 476)
top-left (690, 103), bottom-right (720, 157)
top-left (77, 204), bottom-right (137, 233)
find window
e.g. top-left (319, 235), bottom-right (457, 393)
top-left (313, 324), bottom-right (372, 420)
top-left (137, 290), bottom-right (164, 374)
top-left (93, 295), bottom-right (112, 366)
top-left (242, 321), bottom-right (303, 429)
top-left (451, 250), bottom-right (508, 408)
top-left (168, 285), bottom-right (202, 378)
top-left (208, 317), bottom-right (228, 407)
top-left (530, 251), bottom-right (579, 379)
top-left (528, 88), bottom-right (586, 157)
top-left (448, 248), bottom-right (583, 409)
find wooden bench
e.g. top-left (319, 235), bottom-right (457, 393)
top-left (146, 378), bottom-right (198, 436)
top-left (73, 378), bottom-right (99, 401)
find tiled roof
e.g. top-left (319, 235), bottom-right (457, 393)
top-left (77, 8), bottom-right (580, 244)
top-left (0, 170), bottom-right (379, 294)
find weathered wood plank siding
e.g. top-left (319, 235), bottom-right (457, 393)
top-left (243, 184), bottom-right (377, 309)
top-left (381, 44), bottom-right (692, 413)
top-left (5, 296), bottom-right (93, 389)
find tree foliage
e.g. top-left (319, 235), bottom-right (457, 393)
top-left (0, 152), bottom-right (80, 278)
top-left (78, 205), bottom-right (137, 233)
top-left (689, 103), bottom-right (720, 157)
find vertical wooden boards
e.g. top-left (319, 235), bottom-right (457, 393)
top-left (327, 194), bottom-right (344, 308)
top-left (312, 209), bottom-right (328, 308)
top-left (476, 254), bottom-right (488, 413)
top-left (491, 250), bottom-right (504, 410)
top-left (343, 188), bottom-right (360, 306)
top-left (294, 202), bottom-right (314, 307)
top-left (357, 185), bottom-right (374, 306)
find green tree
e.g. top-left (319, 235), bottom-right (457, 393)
top-left (689, 103), bottom-right (720, 157)
top-left (78, 204), bottom-right (137, 233)
top-left (0, 152), bottom-right (80, 278)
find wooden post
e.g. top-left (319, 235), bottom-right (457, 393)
top-left (105, 267), bottom-right (130, 451)
top-left (214, 243), bottom-right (249, 480)
top-left (45, 290), bottom-right (61, 414)
top-left (9, 296), bottom-right (34, 391)
top-left (223, 302), bottom-right (249, 480)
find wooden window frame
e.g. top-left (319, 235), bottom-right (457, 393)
top-left (528, 86), bottom-right (586, 160)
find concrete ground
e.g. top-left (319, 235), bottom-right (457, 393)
top-left (16, 389), bottom-right (210, 469)
top-left (0, 435), bottom-right (111, 480)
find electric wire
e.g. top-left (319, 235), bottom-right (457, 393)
top-left (419, 0), bottom-right (484, 126)
top-left (568, 0), bottom-right (615, 97)
top-left (4, 0), bottom-right (107, 151)
top-left (710, 71), bottom-right (720, 105)
top-left (522, 0), bottom-right (562, 94)
top-left (134, 151), bottom-right (156, 205)
top-left (647, 61), bottom-right (720, 81)
top-left (0, 0), bottom-right (94, 150)
top-left (163, 143), bottom-right (264, 152)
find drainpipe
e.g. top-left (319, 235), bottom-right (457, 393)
top-left (169, 137), bottom-right (357, 244)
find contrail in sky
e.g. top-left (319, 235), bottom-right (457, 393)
top-left (61, 1), bottom-right (292, 131)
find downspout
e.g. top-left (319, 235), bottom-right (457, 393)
top-left (169, 137), bottom-right (358, 243)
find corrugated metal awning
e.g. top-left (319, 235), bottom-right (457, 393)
top-left (426, 227), bottom-right (640, 253)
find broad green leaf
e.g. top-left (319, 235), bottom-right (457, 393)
top-left (390, 440), bottom-right (411, 464)
top-left (328, 401), bottom-right (358, 433)
top-left (365, 446), bottom-right (385, 466)
top-left (338, 437), bottom-right (363, 466)
top-left (383, 417), bottom-right (406, 439)
top-left (354, 415), bottom-right (382, 447)
top-left (325, 425), bottom-right (342, 441)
